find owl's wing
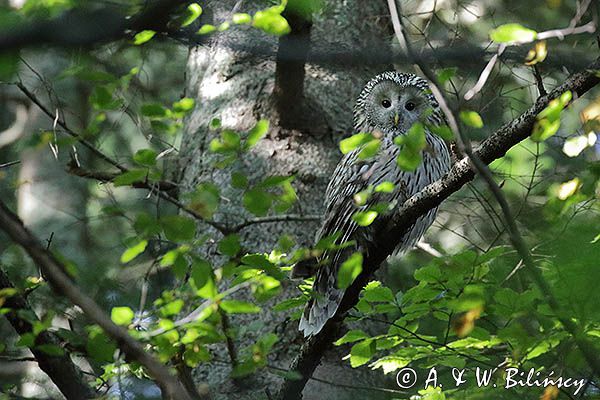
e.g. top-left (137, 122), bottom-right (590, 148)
top-left (298, 146), bottom-right (398, 337)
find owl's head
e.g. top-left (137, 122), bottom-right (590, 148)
top-left (353, 71), bottom-right (441, 134)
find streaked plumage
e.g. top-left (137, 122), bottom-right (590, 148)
top-left (297, 71), bottom-right (451, 337)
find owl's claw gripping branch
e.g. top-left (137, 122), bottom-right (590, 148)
top-left (276, 57), bottom-right (600, 400)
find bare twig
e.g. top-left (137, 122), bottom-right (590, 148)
top-left (464, 44), bottom-right (505, 100)
top-left (231, 214), bottom-right (321, 232)
top-left (0, 160), bottom-right (20, 169)
top-left (0, 201), bottom-right (195, 400)
top-left (16, 82), bottom-right (128, 172)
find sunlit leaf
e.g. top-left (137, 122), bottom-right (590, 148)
top-left (120, 240), bottom-right (148, 263)
top-left (374, 182), bottom-right (395, 193)
top-left (352, 210), bottom-right (378, 226)
top-left (337, 252), bottom-right (363, 289)
top-left (340, 132), bottom-right (374, 154)
top-left (198, 24), bottom-right (216, 34)
top-left (334, 330), bottom-right (368, 345)
top-left (111, 307), bottom-right (134, 326)
top-left (181, 3), bottom-right (203, 27)
top-left (253, 6), bottom-right (291, 36)
top-left (348, 339), bottom-right (375, 367)
top-left (490, 23), bottom-right (537, 44)
top-left (562, 132), bottom-right (597, 157)
top-left (459, 110), bottom-right (484, 128)
top-left (134, 30), bottom-right (156, 45)
top-left (220, 300), bottom-right (261, 313)
top-left (532, 91), bottom-right (572, 141)
top-left (232, 13), bottom-right (252, 24)
top-left (557, 178), bottom-right (581, 200)
top-left (525, 40), bottom-right (548, 65)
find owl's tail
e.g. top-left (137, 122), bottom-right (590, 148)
top-left (298, 249), bottom-right (349, 337)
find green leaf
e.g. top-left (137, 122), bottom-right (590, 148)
top-left (429, 124), bottom-right (454, 140)
top-left (490, 23), bottom-right (537, 44)
top-left (334, 330), bottom-right (368, 345)
top-left (191, 259), bottom-right (212, 290)
top-left (352, 210), bottom-right (378, 226)
top-left (337, 252), bottom-right (363, 289)
top-left (357, 139), bottom-right (381, 159)
top-left (0, 52), bottom-right (19, 81)
top-left (90, 86), bottom-right (122, 110)
top-left (531, 91), bottom-right (572, 142)
top-left (395, 122), bottom-right (426, 171)
top-left (339, 133), bottom-right (374, 154)
top-left (231, 172), bottom-right (249, 189)
top-left (86, 327), bottom-right (116, 363)
top-left (272, 297), bottom-right (307, 312)
top-left (218, 234), bottom-right (241, 257)
top-left (220, 300), bottom-right (261, 313)
top-left (437, 67), bottom-right (457, 84)
top-left (197, 24), bottom-right (216, 34)
top-left (459, 110), bottom-right (484, 128)
top-left (363, 281), bottom-right (395, 303)
top-left (210, 129), bottom-right (241, 153)
top-left (141, 103), bottom-right (167, 117)
top-left (134, 30), bottom-right (156, 45)
top-left (173, 98), bottom-right (195, 113)
top-left (35, 344), bottom-right (65, 357)
top-left (374, 182), bottom-right (395, 193)
top-left (246, 120), bottom-right (269, 148)
top-left (160, 215), bottom-right (196, 242)
top-left (243, 188), bottom-right (272, 216)
top-left (120, 240), bottom-right (148, 264)
top-left (111, 306), bottom-right (134, 326)
top-left (133, 149), bottom-right (157, 167)
top-left (188, 183), bottom-right (220, 219)
top-left (183, 345), bottom-right (211, 367)
top-left (181, 3), bottom-right (203, 27)
top-left (161, 299), bottom-right (184, 317)
top-left (232, 13), bottom-right (252, 24)
top-left (253, 7), bottom-right (291, 36)
top-left (349, 339), bottom-right (375, 367)
top-left (113, 169), bottom-right (147, 186)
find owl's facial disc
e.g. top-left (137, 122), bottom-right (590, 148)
top-left (367, 81), bottom-right (429, 134)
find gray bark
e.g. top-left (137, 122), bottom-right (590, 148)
top-left (179, 1), bottom-right (399, 398)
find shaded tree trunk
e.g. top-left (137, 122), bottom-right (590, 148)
top-left (179, 1), bottom-right (400, 398)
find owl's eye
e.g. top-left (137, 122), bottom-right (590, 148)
top-left (381, 99), bottom-right (392, 108)
top-left (405, 101), bottom-right (416, 111)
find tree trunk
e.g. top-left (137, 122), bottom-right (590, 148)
top-left (179, 1), bottom-right (398, 398)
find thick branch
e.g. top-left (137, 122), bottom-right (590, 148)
top-left (0, 266), bottom-right (95, 399)
top-left (0, 202), bottom-right (195, 400)
top-left (276, 57), bottom-right (600, 400)
top-left (0, 0), bottom-right (190, 52)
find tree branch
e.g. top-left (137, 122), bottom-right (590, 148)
top-left (275, 55), bottom-right (600, 400)
top-left (0, 266), bottom-right (95, 399)
top-left (0, 201), bottom-right (196, 400)
top-left (0, 0), bottom-right (191, 52)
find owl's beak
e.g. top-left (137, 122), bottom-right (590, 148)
top-left (393, 113), bottom-right (400, 127)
